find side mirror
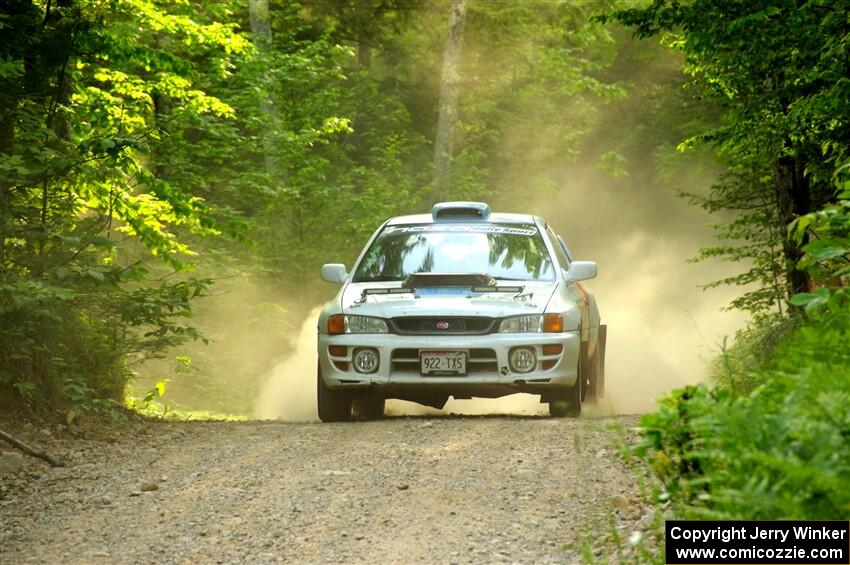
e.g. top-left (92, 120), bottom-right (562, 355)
top-left (564, 261), bottom-right (597, 283)
top-left (321, 263), bottom-right (348, 284)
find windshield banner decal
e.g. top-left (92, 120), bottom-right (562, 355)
top-left (384, 224), bottom-right (537, 236)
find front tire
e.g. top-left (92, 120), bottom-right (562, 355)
top-left (549, 356), bottom-right (582, 418)
top-left (317, 363), bottom-right (352, 422)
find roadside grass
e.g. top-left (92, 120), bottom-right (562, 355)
top-left (594, 306), bottom-right (850, 563)
top-left (125, 397), bottom-right (247, 422)
top-left (563, 421), bottom-right (666, 564)
top-left (124, 377), bottom-right (248, 421)
top-left (568, 505), bottom-right (666, 564)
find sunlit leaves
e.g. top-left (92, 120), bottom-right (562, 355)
top-left (0, 0), bottom-right (250, 408)
top-left (102, 0), bottom-right (249, 54)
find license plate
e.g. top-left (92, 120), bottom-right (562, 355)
top-left (420, 351), bottom-right (467, 376)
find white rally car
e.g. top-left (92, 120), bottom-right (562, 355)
top-left (317, 202), bottom-right (605, 421)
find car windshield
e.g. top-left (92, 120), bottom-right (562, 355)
top-left (352, 223), bottom-right (556, 282)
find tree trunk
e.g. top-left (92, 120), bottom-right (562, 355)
top-left (355, 0), bottom-right (372, 68)
top-left (248, 0), bottom-right (279, 175)
top-left (151, 90), bottom-right (172, 178)
top-left (774, 154), bottom-right (812, 299)
top-left (249, 0), bottom-right (272, 49)
top-left (38, 0), bottom-right (77, 263)
top-left (432, 0), bottom-right (467, 202)
top-left (0, 108), bottom-right (14, 266)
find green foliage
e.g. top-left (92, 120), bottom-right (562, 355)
top-left (449, 1), bottom-right (626, 198)
top-left (611, 0), bottom-right (850, 314)
top-left (633, 153), bottom-right (850, 542)
top-left (790, 164), bottom-right (850, 315)
top-left (636, 308), bottom-right (850, 525)
top-left (143, 379), bottom-right (168, 406)
top-left (616, 8), bottom-right (850, 551)
top-left (125, 395), bottom-right (247, 422)
top-left (0, 0), bottom-right (237, 410)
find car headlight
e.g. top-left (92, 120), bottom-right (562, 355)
top-left (498, 314), bottom-right (564, 333)
top-left (499, 315), bottom-right (543, 333)
top-left (327, 314), bottom-right (389, 335)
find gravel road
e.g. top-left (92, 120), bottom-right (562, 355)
top-left (0, 415), bottom-right (650, 564)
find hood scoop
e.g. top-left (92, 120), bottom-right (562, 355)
top-left (354, 273), bottom-right (528, 304)
top-left (401, 272), bottom-right (495, 289)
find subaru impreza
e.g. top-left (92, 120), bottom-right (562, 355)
top-left (317, 202), bottom-right (605, 421)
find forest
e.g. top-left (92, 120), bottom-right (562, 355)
top-left (1, 0), bottom-right (849, 555)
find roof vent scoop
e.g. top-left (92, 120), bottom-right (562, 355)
top-left (432, 201), bottom-right (491, 221)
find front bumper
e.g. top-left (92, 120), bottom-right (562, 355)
top-left (318, 331), bottom-right (580, 397)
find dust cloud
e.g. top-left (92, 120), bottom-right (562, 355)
top-left (253, 307), bottom-right (321, 421)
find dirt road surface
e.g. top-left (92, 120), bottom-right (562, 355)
top-left (0, 415), bottom-right (650, 564)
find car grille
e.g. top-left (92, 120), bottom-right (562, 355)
top-left (389, 316), bottom-right (496, 335)
top-left (391, 348), bottom-right (499, 374)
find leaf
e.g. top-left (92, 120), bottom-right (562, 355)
top-left (788, 293), bottom-right (816, 306)
top-left (55, 267), bottom-right (72, 280)
top-left (803, 238), bottom-right (849, 261)
top-left (87, 269), bottom-right (106, 282)
top-left (789, 288), bottom-right (830, 312)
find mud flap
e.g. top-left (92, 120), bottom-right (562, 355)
top-left (597, 324), bottom-right (607, 399)
top-left (580, 340), bottom-right (591, 402)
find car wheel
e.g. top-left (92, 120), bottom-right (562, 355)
top-left (549, 357), bottom-right (582, 418)
top-left (317, 363), bottom-right (352, 422)
top-left (596, 347), bottom-right (605, 398)
top-left (352, 395), bottom-right (385, 420)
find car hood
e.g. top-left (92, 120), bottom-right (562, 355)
top-left (340, 281), bottom-right (558, 318)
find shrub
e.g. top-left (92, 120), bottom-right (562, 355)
top-left (0, 269), bottom-right (209, 414)
top-left (637, 308), bottom-right (850, 520)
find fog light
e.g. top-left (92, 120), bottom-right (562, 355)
top-left (509, 347), bottom-right (536, 373)
top-left (353, 348), bottom-right (379, 374)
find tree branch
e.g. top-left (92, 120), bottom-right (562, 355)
top-left (0, 430), bottom-right (63, 467)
